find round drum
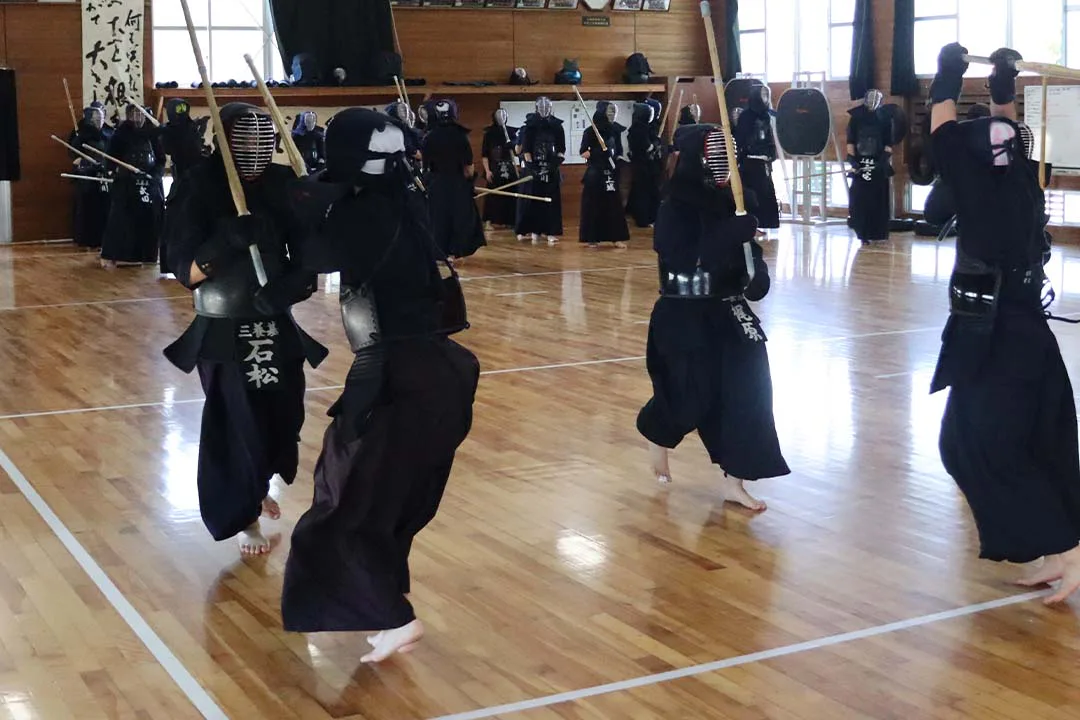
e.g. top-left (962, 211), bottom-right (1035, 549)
top-left (776, 88), bottom-right (832, 157)
top-left (724, 77), bottom-right (766, 113)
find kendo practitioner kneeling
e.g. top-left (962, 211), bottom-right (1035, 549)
top-left (68, 105), bottom-right (111, 250)
top-left (480, 108), bottom-right (520, 229)
top-left (280, 108), bottom-right (479, 663)
top-left (163, 102), bottom-right (328, 557)
top-left (625, 102), bottom-right (663, 229)
top-left (846, 90), bottom-right (893, 243)
top-left (928, 44), bottom-right (1080, 604)
top-left (636, 125), bottom-right (789, 511)
top-left (101, 104), bottom-right (165, 268)
top-left (422, 99), bottom-right (486, 260)
top-left (516, 97), bottom-right (565, 244)
top-left (579, 101), bottom-right (630, 249)
top-left (734, 86), bottom-right (780, 230)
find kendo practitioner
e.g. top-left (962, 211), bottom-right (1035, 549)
top-left (68, 106), bottom-right (111, 250)
top-left (846, 89), bottom-right (893, 243)
top-left (636, 124), bottom-right (789, 512)
top-left (625, 102), bottom-right (663, 228)
top-left (385, 101), bottom-right (422, 162)
top-left (734, 86), bottom-right (780, 230)
top-left (579, 101), bottom-right (630, 248)
top-left (159, 99), bottom-right (207, 182)
top-left (162, 102), bottom-right (328, 557)
top-left (280, 108), bottom-right (479, 662)
top-left (480, 108), bottom-right (519, 229)
top-left (421, 99), bottom-right (485, 260)
top-left (678, 102), bottom-right (702, 127)
top-left (928, 44), bottom-right (1080, 604)
top-left (100, 104), bottom-right (165, 268)
top-left (515, 97), bottom-right (565, 244)
top-left (292, 111), bottom-right (326, 174)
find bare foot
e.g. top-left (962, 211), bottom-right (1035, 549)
top-left (261, 495), bottom-right (281, 520)
top-left (361, 620), bottom-right (424, 663)
top-left (530, 234), bottom-right (539, 244)
top-left (1015, 555), bottom-right (1064, 588)
top-left (547, 236), bottom-right (559, 245)
top-left (238, 521), bottom-right (270, 556)
top-left (649, 442), bottom-right (671, 484)
top-left (720, 472), bottom-right (767, 512)
top-left (614, 241), bottom-right (628, 249)
top-left (1044, 546), bottom-right (1080, 605)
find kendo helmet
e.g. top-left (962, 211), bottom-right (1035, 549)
top-left (644, 98), bottom-right (662, 124)
top-left (494, 108), bottom-right (509, 127)
top-left (750, 84), bottom-right (771, 112)
top-left (83, 106), bottom-right (105, 130)
top-left (386, 101), bottom-right (416, 129)
top-left (166, 98), bottom-right (191, 123)
top-left (596, 100), bottom-right (618, 124)
top-left (432, 99), bottom-right (458, 124)
top-left (962, 115), bottom-right (1027, 168)
top-left (219, 102), bottom-right (276, 181)
top-left (671, 123), bottom-right (733, 189)
top-left (301, 111), bottom-right (318, 132)
top-left (864, 89), bottom-right (884, 112)
top-left (325, 107), bottom-right (407, 181)
top-left (125, 103), bottom-right (145, 127)
top-left (536, 96), bottom-right (553, 118)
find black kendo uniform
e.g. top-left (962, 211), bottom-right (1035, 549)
top-left (159, 99), bottom-right (207, 182)
top-left (101, 106), bottom-right (165, 264)
top-left (678, 104), bottom-right (701, 127)
top-left (280, 108), bottom-right (479, 634)
top-left (480, 109), bottom-right (520, 228)
top-left (162, 102), bottom-right (327, 544)
top-left (928, 45), bottom-right (1080, 565)
top-left (923, 104), bottom-right (992, 232)
top-left (516, 100), bottom-right (565, 241)
top-left (68, 107), bottom-right (111, 249)
top-left (626, 102), bottom-right (663, 228)
top-left (385, 101), bottom-right (422, 161)
top-left (637, 124), bottom-right (789, 484)
top-left (292, 111), bottom-right (326, 174)
top-left (846, 95), bottom-right (893, 243)
top-left (579, 102), bottom-right (630, 247)
top-left (734, 89), bottom-right (780, 229)
top-left (422, 99), bottom-right (486, 259)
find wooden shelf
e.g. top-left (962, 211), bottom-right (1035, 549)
top-left (151, 82), bottom-right (667, 105)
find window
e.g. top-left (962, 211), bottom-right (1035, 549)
top-left (1066, 3), bottom-right (1080, 64)
top-left (914, 0), bottom-right (1064, 77)
top-left (738, 0), bottom-right (855, 82)
top-left (152, 0), bottom-right (286, 85)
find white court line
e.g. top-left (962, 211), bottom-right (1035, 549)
top-left (0, 326), bottom-right (947, 422)
top-left (0, 295), bottom-right (189, 313)
top-left (460, 264), bottom-right (654, 282)
top-left (429, 589), bottom-right (1048, 720)
top-left (0, 447), bottom-right (229, 720)
top-left (875, 370), bottom-right (921, 380)
top-left (495, 291), bottom-right (550, 298)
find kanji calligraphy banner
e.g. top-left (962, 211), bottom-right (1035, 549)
top-left (82, 0), bottom-right (144, 125)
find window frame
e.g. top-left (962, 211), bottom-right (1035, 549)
top-left (152, 0), bottom-right (284, 85)
top-left (738, 0), bottom-right (856, 83)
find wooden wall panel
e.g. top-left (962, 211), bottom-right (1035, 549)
top-left (634, 4), bottom-right (710, 79)
top-left (511, 12), bottom-right (637, 86)
top-left (397, 10), bottom-right (515, 84)
top-left (4, 3), bottom-right (83, 242)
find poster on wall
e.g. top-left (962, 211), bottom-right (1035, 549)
top-left (82, 0), bottom-right (145, 125)
top-left (515, 0), bottom-right (547, 7)
top-left (455, 0), bottom-right (487, 5)
top-left (641, 0), bottom-right (670, 9)
top-left (485, 0), bottom-right (517, 6)
top-left (613, 0), bottom-right (643, 9)
top-left (548, 0), bottom-right (580, 7)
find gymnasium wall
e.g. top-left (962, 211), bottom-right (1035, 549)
top-left (0, 2), bottom-right (82, 243)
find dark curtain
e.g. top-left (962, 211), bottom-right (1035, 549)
top-left (723, 0), bottom-right (742, 81)
top-left (269, 0), bottom-right (395, 85)
top-left (891, 0), bottom-right (919, 97)
top-left (0, 70), bottom-right (19, 182)
top-left (849, 0), bottom-right (874, 100)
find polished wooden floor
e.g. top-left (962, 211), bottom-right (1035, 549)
top-left (1, 226), bottom-right (1080, 719)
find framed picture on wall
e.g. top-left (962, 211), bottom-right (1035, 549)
top-left (548, 0), bottom-right (579, 7)
top-left (641, 0), bottom-right (670, 9)
top-left (612, 0), bottom-right (642, 8)
top-left (580, 0), bottom-right (608, 8)
top-left (423, 0), bottom-right (456, 5)
top-left (485, 0), bottom-right (516, 5)
top-left (390, 0), bottom-right (423, 6)
top-left (515, 0), bottom-right (546, 6)
top-left (454, 0), bottom-right (486, 5)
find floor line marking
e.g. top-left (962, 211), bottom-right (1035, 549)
top-left (0, 447), bottom-right (229, 720)
top-left (0, 295), bottom-right (189, 312)
top-left (429, 590), bottom-right (1048, 720)
top-left (495, 291), bottom-right (551, 298)
top-left (460, 264), bottom-right (654, 282)
top-left (0, 325), bottom-right (949, 422)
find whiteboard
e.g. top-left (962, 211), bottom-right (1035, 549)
top-left (1024, 84), bottom-right (1080, 176)
top-left (498, 99), bottom-right (635, 165)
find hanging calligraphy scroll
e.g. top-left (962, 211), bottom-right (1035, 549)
top-left (82, 0), bottom-right (145, 125)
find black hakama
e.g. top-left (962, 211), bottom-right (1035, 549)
top-left (427, 172), bottom-right (485, 258)
top-left (101, 173), bottom-right (164, 263)
top-left (848, 162), bottom-right (891, 242)
top-left (741, 158), bottom-right (780, 229)
top-left (516, 175), bottom-right (563, 237)
top-left (625, 123), bottom-right (661, 228)
top-left (281, 337), bottom-right (479, 632)
top-left (637, 297), bottom-right (789, 481)
top-left (72, 175), bottom-right (111, 249)
top-left (481, 122), bottom-right (519, 227)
